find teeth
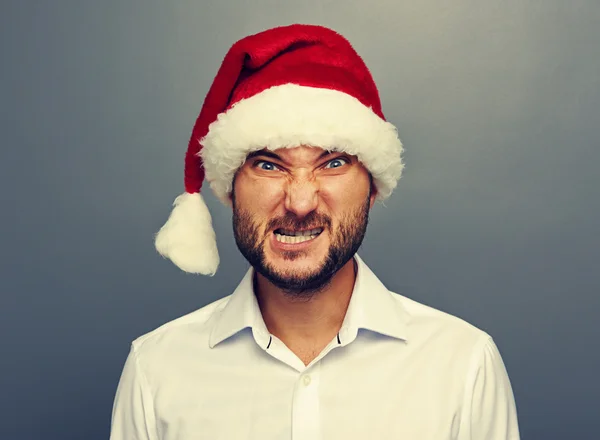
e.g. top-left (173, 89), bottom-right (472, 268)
top-left (278, 228), bottom-right (323, 237)
top-left (275, 233), bottom-right (320, 244)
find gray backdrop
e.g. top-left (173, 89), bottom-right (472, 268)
top-left (1, 1), bottom-right (599, 439)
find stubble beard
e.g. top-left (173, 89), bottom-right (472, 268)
top-left (232, 194), bottom-right (371, 299)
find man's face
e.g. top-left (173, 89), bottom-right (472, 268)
top-left (231, 146), bottom-right (377, 296)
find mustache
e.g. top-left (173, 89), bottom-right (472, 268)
top-left (265, 211), bottom-right (332, 233)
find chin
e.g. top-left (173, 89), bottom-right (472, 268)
top-left (260, 253), bottom-right (333, 295)
top-left (266, 231), bottom-right (328, 265)
top-left (267, 250), bottom-right (327, 274)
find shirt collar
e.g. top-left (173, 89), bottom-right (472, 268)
top-left (340, 254), bottom-right (409, 343)
top-left (208, 267), bottom-right (269, 348)
top-left (209, 254), bottom-right (409, 348)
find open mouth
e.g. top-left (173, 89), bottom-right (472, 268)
top-left (273, 227), bottom-right (323, 244)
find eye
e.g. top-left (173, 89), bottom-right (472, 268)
top-left (324, 157), bottom-right (350, 169)
top-left (255, 160), bottom-right (280, 171)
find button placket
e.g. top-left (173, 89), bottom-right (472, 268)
top-left (291, 363), bottom-right (321, 440)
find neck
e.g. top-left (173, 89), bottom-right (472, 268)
top-left (254, 258), bottom-right (357, 351)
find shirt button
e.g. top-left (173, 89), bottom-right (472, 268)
top-left (303, 375), bottom-right (312, 386)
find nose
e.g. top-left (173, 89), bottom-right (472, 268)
top-left (284, 176), bottom-right (319, 218)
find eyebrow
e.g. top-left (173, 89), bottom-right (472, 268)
top-left (245, 149), bottom-right (334, 162)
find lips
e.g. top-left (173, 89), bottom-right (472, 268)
top-left (267, 224), bottom-right (325, 248)
top-left (273, 227), bottom-right (323, 244)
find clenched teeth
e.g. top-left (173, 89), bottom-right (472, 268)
top-left (276, 228), bottom-right (323, 237)
top-left (274, 228), bottom-right (323, 244)
top-left (275, 233), bottom-right (320, 244)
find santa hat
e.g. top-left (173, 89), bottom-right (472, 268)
top-left (154, 24), bottom-right (404, 275)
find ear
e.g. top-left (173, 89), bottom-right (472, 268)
top-left (368, 174), bottom-right (378, 209)
top-left (369, 189), bottom-right (378, 209)
top-left (226, 172), bottom-right (238, 208)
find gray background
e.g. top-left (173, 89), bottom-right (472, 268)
top-left (1, 1), bottom-right (599, 439)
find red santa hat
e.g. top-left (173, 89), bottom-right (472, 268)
top-left (154, 24), bottom-right (404, 275)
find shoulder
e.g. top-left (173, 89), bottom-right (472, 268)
top-left (394, 291), bottom-right (488, 335)
top-left (390, 290), bottom-right (492, 360)
top-left (130, 294), bottom-right (232, 359)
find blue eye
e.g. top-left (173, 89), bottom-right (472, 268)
top-left (324, 158), bottom-right (349, 169)
top-left (256, 161), bottom-right (279, 171)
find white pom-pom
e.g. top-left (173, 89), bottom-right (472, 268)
top-left (154, 192), bottom-right (219, 275)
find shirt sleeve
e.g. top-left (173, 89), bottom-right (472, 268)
top-left (110, 343), bottom-right (159, 440)
top-left (460, 335), bottom-right (520, 440)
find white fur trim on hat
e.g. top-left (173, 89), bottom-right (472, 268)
top-left (154, 192), bottom-right (219, 275)
top-left (200, 84), bottom-right (404, 204)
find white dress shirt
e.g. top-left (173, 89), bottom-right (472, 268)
top-left (110, 255), bottom-right (519, 440)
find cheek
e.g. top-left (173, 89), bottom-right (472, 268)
top-left (235, 173), bottom-right (284, 214)
top-left (319, 172), bottom-right (371, 212)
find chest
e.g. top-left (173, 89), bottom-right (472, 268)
top-left (152, 345), bottom-right (465, 440)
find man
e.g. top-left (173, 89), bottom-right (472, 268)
top-left (110, 24), bottom-right (520, 439)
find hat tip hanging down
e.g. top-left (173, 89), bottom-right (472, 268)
top-left (154, 192), bottom-right (220, 276)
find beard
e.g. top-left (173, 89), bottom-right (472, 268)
top-left (232, 193), bottom-right (371, 298)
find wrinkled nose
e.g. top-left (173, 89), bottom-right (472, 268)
top-left (284, 178), bottom-right (319, 218)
